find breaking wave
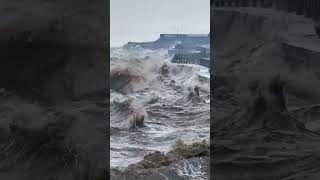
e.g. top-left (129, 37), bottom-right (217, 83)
top-left (110, 47), bottom-right (210, 171)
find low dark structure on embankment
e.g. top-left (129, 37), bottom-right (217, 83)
top-left (170, 44), bottom-right (210, 68)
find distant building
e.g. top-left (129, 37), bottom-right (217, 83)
top-left (124, 33), bottom-right (211, 67)
top-left (124, 33), bottom-right (210, 50)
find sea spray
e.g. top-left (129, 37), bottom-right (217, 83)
top-left (110, 47), bottom-right (210, 172)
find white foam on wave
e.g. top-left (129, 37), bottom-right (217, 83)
top-left (110, 47), bottom-right (210, 169)
top-left (173, 157), bottom-right (208, 180)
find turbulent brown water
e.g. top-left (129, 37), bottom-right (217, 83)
top-left (110, 47), bottom-right (210, 177)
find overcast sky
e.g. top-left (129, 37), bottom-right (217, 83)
top-left (111, 0), bottom-right (210, 47)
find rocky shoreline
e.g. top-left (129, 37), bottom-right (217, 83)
top-left (111, 140), bottom-right (209, 180)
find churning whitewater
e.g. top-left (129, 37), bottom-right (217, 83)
top-left (110, 47), bottom-right (210, 170)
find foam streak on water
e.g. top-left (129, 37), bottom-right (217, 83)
top-left (173, 158), bottom-right (208, 180)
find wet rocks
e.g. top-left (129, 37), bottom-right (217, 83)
top-left (111, 140), bottom-right (209, 179)
top-left (172, 139), bottom-right (209, 159)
